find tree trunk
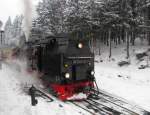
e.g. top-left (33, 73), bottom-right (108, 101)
top-left (118, 27), bottom-right (121, 44)
top-left (106, 31), bottom-right (109, 46)
top-left (131, 30), bottom-right (136, 46)
top-left (98, 37), bottom-right (101, 55)
top-left (126, 31), bottom-right (130, 59)
top-left (109, 29), bottom-right (112, 58)
top-left (122, 28), bottom-right (125, 43)
top-left (92, 36), bottom-right (94, 53)
top-left (104, 31), bottom-right (107, 45)
top-left (148, 32), bottom-right (150, 45)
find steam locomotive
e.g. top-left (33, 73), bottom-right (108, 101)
top-left (26, 35), bottom-right (95, 100)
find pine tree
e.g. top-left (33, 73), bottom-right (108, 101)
top-left (12, 15), bottom-right (23, 38)
top-left (66, 0), bottom-right (95, 35)
top-left (36, 0), bottom-right (67, 35)
top-left (4, 17), bottom-right (13, 45)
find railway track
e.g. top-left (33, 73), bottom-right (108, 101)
top-left (90, 88), bottom-right (150, 115)
top-left (25, 85), bottom-right (150, 115)
top-left (69, 89), bottom-right (150, 115)
top-left (69, 99), bottom-right (134, 115)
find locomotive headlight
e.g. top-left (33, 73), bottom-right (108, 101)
top-left (78, 43), bottom-right (83, 49)
top-left (65, 73), bottom-right (70, 79)
top-left (64, 64), bottom-right (68, 68)
top-left (90, 70), bottom-right (95, 75)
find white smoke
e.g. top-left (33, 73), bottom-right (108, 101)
top-left (22, 0), bottom-right (33, 41)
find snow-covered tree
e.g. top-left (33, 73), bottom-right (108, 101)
top-left (34, 0), bottom-right (150, 57)
top-left (36, 0), bottom-right (67, 35)
top-left (12, 15), bottom-right (24, 38)
top-left (4, 15), bottom-right (24, 46)
top-left (66, 0), bottom-right (99, 36)
top-left (4, 17), bottom-right (13, 44)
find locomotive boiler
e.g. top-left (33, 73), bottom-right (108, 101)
top-left (26, 35), bottom-right (95, 100)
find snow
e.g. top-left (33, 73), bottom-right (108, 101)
top-left (95, 39), bottom-right (150, 112)
top-left (1, 38), bottom-right (150, 114)
top-left (67, 93), bottom-right (87, 100)
top-left (0, 60), bottom-right (91, 115)
top-left (95, 63), bottom-right (150, 111)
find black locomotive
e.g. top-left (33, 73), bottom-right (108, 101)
top-left (26, 35), bottom-right (95, 100)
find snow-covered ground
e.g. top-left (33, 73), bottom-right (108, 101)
top-left (0, 38), bottom-right (150, 114)
top-left (0, 61), bottom-right (91, 115)
top-left (95, 38), bottom-right (150, 112)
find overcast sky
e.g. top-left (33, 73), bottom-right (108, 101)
top-left (0, 0), bottom-right (39, 28)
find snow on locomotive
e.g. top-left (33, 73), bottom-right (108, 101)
top-left (26, 35), bottom-right (95, 101)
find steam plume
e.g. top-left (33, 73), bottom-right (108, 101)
top-left (22, 0), bottom-right (33, 41)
